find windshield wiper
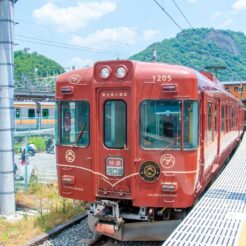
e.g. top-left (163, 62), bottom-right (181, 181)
top-left (74, 120), bottom-right (87, 147)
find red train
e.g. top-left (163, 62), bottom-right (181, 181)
top-left (55, 60), bottom-right (244, 241)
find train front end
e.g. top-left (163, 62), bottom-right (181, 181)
top-left (56, 60), bottom-right (200, 241)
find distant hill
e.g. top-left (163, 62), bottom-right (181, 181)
top-left (14, 50), bottom-right (64, 82)
top-left (130, 28), bottom-right (246, 81)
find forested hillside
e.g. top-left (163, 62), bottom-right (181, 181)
top-left (130, 28), bottom-right (246, 81)
top-left (14, 50), bottom-right (64, 82)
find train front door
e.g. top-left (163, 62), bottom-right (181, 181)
top-left (96, 89), bottom-right (133, 198)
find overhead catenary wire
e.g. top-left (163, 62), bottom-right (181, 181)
top-left (16, 34), bottom-right (131, 55)
top-left (153, 0), bottom-right (183, 31)
top-left (15, 34), bottom-right (132, 57)
top-left (15, 38), bottom-right (126, 58)
top-left (16, 18), bottom-right (130, 48)
top-left (171, 0), bottom-right (194, 29)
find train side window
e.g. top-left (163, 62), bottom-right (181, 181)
top-left (221, 106), bottom-right (225, 133)
top-left (214, 103), bottom-right (218, 135)
top-left (60, 101), bottom-right (89, 146)
top-left (16, 108), bottom-right (21, 118)
top-left (228, 106), bottom-right (231, 131)
top-left (232, 108), bottom-right (235, 129)
top-left (28, 109), bottom-right (35, 118)
top-left (207, 102), bottom-right (213, 142)
top-left (184, 101), bottom-right (199, 149)
top-left (226, 105), bottom-right (229, 132)
top-left (104, 100), bottom-right (126, 149)
top-left (140, 100), bottom-right (181, 149)
top-left (42, 109), bottom-right (49, 118)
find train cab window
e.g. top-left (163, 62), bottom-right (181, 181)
top-left (28, 109), bottom-right (35, 118)
top-left (234, 87), bottom-right (239, 92)
top-left (207, 102), bottom-right (213, 142)
top-left (60, 101), bottom-right (89, 146)
top-left (104, 100), bottom-right (126, 148)
top-left (184, 101), bottom-right (199, 149)
top-left (140, 100), bottom-right (181, 149)
top-left (15, 108), bottom-right (20, 118)
top-left (42, 109), bottom-right (49, 118)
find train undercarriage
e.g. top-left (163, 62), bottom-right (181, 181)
top-left (88, 199), bottom-right (185, 241)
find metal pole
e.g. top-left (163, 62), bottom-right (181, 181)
top-left (0, 0), bottom-right (16, 215)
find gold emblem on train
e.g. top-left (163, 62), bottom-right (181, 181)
top-left (139, 161), bottom-right (160, 183)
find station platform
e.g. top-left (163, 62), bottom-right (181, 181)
top-left (163, 133), bottom-right (246, 246)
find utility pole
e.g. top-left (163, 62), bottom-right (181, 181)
top-left (0, 0), bottom-right (17, 215)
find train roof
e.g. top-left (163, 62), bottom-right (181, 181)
top-left (56, 60), bottom-right (243, 105)
top-left (14, 101), bottom-right (55, 106)
top-left (14, 101), bottom-right (36, 105)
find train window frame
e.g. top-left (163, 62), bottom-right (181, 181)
top-left (140, 100), bottom-right (182, 150)
top-left (183, 100), bottom-right (199, 150)
top-left (103, 100), bottom-right (127, 149)
top-left (58, 100), bottom-right (90, 147)
top-left (28, 108), bottom-right (35, 118)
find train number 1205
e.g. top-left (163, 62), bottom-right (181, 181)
top-left (152, 75), bottom-right (172, 82)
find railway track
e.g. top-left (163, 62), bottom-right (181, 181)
top-left (25, 213), bottom-right (164, 246)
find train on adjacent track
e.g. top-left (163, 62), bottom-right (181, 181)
top-left (14, 101), bottom-right (55, 131)
top-left (55, 60), bottom-right (244, 241)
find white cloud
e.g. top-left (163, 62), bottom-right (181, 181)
top-left (66, 57), bottom-right (94, 69)
top-left (220, 18), bottom-right (233, 28)
top-left (211, 11), bottom-right (222, 20)
top-left (143, 30), bottom-right (160, 41)
top-left (70, 27), bottom-right (138, 49)
top-left (233, 0), bottom-right (246, 11)
top-left (69, 27), bottom-right (161, 51)
top-left (33, 1), bottom-right (116, 32)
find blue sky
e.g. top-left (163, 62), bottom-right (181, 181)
top-left (14, 0), bottom-right (246, 70)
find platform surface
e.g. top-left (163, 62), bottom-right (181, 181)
top-left (163, 133), bottom-right (246, 246)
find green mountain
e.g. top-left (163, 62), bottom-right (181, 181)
top-left (14, 50), bottom-right (64, 82)
top-left (130, 28), bottom-right (246, 81)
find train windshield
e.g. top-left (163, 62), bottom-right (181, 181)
top-left (59, 101), bottom-right (89, 146)
top-left (140, 100), bottom-right (181, 149)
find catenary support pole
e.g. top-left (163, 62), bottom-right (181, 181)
top-left (0, 0), bottom-right (16, 215)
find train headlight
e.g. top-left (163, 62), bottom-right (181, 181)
top-left (100, 66), bottom-right (111, 79)
top-left (116, 65), bottom-right (127, 79)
